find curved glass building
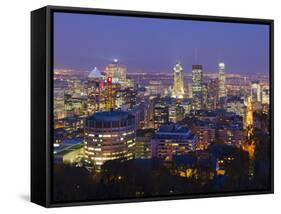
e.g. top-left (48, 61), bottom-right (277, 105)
top-left (84, 111), bottom-right (136, 171)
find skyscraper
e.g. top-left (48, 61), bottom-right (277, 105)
top-left (208, 78), bottom-right (219, 110)
top-left (171, 62), bottom-right (185, 99)
top-left (251, 81), bottom-right (261, 102)
top-left (153, 103), bottom-right (169, 129)
top-left (87, 67), bottom-right (104, 114)
top-left (202, 83), bottom-right (209, 109)
top-left (218, 62), bottom-right (226, 99)
top-left (261, 85), bottom-right (270, 104)
top-left (104, 59), bottom-right (127, 85)
top-left (192, 65), bottom-right (203, 110)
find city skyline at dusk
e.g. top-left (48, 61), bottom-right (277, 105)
top-left (52, 11), bottom-right (271, 203)
top-left (54, 12), bottom-right (270, 74)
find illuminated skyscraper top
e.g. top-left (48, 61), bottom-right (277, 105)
top-left (192, 65), bottom-right (203, 93)
top-left (171, 62), bottom-right (185, 99)
top-left (104, 59), bottom-right (127, 84)
top-left (218, 62), bottom-right (226, 99)
top-left (191, 65), bottom-right (203, 110)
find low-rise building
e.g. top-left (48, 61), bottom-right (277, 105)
top-left (151, 124), bottom-right (197, 160)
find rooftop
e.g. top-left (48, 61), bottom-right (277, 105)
top-left (227, 96), bottom-right (244, 103)
top-left (88, 67), bottom-right (103, 79)
top-left (154, 124), bottom-right (194, 139)
top-left (54, 138), bottom-right (83, 155)
top-left (88, 110), bottom-right (134, 122)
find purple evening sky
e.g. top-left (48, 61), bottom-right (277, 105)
top-left (54, 12), bottom-right (270, 74)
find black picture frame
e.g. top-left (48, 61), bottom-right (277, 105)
top-left (31, 5), bottom-right (274, 208)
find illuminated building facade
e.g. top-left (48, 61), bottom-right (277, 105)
top-left (218, 62), bottom-right (226, 99)
top-left (148, 80), bottom-right (163, 97)
top-left (261, 85), bottom-right (270, 104)
top-left (69, 79), bottom-right (83, 94)
top-left (87, 67), bottom-right (104, 114)
top-left (104, 59), bottom-right (127, 86)
top-left (184, 110), bottom-right (244, 149)
top-left (135, 129), bottom-right (154, 159)
top-left (208, 78), bottom-right (219, 110)
top-left (171, 62), bottom-right (185, 99)
top-left (64, 93), bottom-right (74, 117)
top-left (151, 124), bottom-right (197, 160)
top-left (153, 102), bottom-right (169, 129)
top-left (245, 97), bottom-right (253, 128)
top-left (181, 98), bottom-right (193, 115)
top-left (202, 83), bottom-right (209, 109)
top-left (226, 96), bottom-right (245, 118)
top-left (217, 126), bottom-right (245, 147)
top-left (84, 111), bottom-right (136, 171)
top-left (54, 140), bottom-right (84, 165)
top-left (168, 104), bottom-right (185, 123)
top-left (192, 65), bottom-right (203, 110)
top-left (54, 87), bottom-right (65, 119)
top-left (244, 96), bottom-right (255, 174)
top-left (193, 124), bottom-right (216, 150)
top-left (251, 81), bottom-right (261, 102)
top-left (245, 96), bottom-right (254, 140)
top-left (54, 116), bottom-right (85, 139)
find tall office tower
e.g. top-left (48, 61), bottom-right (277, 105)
top-left (251, 81), bottom-right (261, 102)
top-left (208, 78), bottom-right (219, 110)
top-left (202, 83), bottom-right (209, 109)
top-left (104, 59), bottom-right (127, 86)
top-left (218, 62), bottom-right (226, 99)
top-left (153, 102), bottom-right (169, 129)
top-left (103, 76), bottom-right (121, 111)
top-left (87, 67), bottom-right (104, 114)
top-left (171, 62), bottom-right (185, 99)
top-left (261, 85), bottom-right (270, 104)
top-left (84, 111), bottom-right (136, 171)
top-left (192, 65), bottom-right (203, 110)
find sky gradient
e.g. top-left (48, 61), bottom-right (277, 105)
top-left (54, 12), bottom-right (270, 74)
